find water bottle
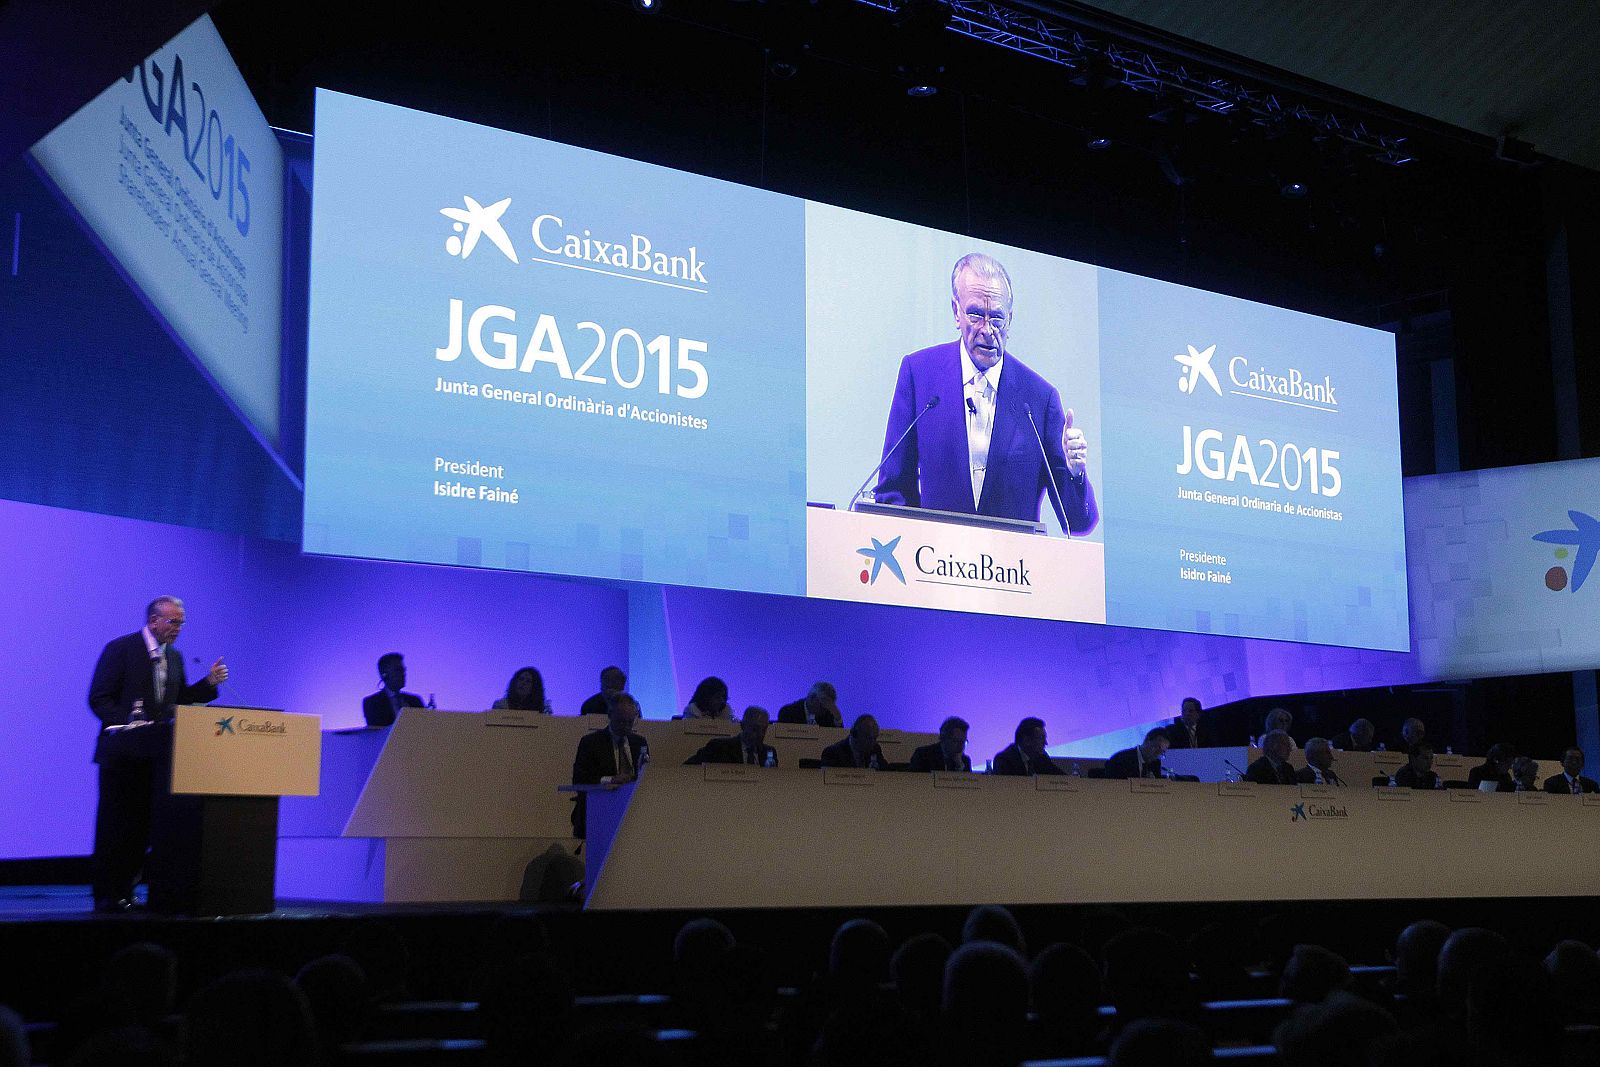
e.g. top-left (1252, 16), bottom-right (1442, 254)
top-left (427, 693), bottom-right (437, 708)
top-left (764, 749), bottom-right (776, 769)
top-left (130, 698), bottom-right (145, 723)
top-left (639, 744), bottom-right (651, 766)
top-left (1445, 746), bottom-right (1454, 755)
top-left (1070, 761), bottom-right (1081, 778)
top-left (1377, 742), bottom-right (1387, 751)
top-left (1387, 774), bottom-right (1397, 787)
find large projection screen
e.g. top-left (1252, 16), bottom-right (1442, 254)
top-left (304, 90), bottom-right (1408, 652)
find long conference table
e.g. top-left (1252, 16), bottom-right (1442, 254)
top-left (277, 710), bottom-right (1591, 907)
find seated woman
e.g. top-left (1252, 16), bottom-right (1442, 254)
top-left (492, 666), bottom-right (550, 712)
top-left (682, 676), bottom-right (733, 720)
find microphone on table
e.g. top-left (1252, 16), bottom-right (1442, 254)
top-left (1224, 759), bottom-right (1248, 781)
top-left (851, 395), bottom-right (940, 507)
top-left (1022, 403), bottom-right (1071, 533)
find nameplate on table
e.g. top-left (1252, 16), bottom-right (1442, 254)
top-left (1375, 787), bottom-right (1413, 802)
top-left (823, 768), bottom-right (878, 787)
top-left (1582, 794), bottom-right (1600, 808)
top-left (1448, 789), bottom-right (1487, 804)
top-left (1298, 785), bottom-right (1338, 800)
top-left (934, 771), bottom-right (983, 790)
top-left (1129, 779), bottom-right (1172, 795)
top-left (485, 710), bottom-right (540, 728)
top-left (683, 719), bottom-right (736, 736)
top-left (702, 765), bottom-right (762, 784)
top-left (1372, 753), bottom-right (1408, 770)
top-left (1216, 782), bottom-right (1257, 798)
top-left (1518, 792), bottom-right (1550, 807)
top-left (877, 729), bottom-right (912, 747)
top-left (1035, 775), bottom-right (1080, 793)
top-left (771, 724), bottom-right (819, 740)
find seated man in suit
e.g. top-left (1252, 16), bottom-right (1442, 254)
top-left (777, 681), bottom-right (843, 727)
top-left (1163, 697), bottom-right (1214, 750)
top-left (1330, 718), bottom-right (1377, 752)
top-left (578, 665), bottom-right (626, 717)
top-left (1296, 737), bottom-right (1346, 786)
top-left (908, 716), bottom-right (972, 772)
top-left (1397, 717), bottom-right (1427, 753)
top-left (684, 705), bottom-right (778, 767)
top-left (1543, 747), bottom-right (1600, 795)
top-left (362, 652), bottom-right (423, 727)
top-left (991, 716), bottom-right (1065, 776)
top-left (1261, 707), bottom-right (1295, 746)
top-left (1246, 730), bottom-right (1299, 786)
top-left (820, 714), bottom-right (887, 769)
top-left (1506, 756), bottom-right (1541, 792)
top-left (1392, 743), bottom-right (1441, 789)
top-left (1467, 743), bottom-right (1517, 791)
top-left (871, 253), bottom-right (1098, 536)
top-left (1103, 728), bottom-right (1171, 779)
top-left (570, 692), bottom-right (650, 837)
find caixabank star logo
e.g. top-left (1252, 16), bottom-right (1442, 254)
top-left (1533, 510), bottom-right (1599, 593)
top-left (856, 536), bottom-right (905, 585)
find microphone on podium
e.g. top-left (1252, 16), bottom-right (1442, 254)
top-left (851, 395), bottom-right (940, 508)
top-left (1022, 403), bottom-right (1071, 533)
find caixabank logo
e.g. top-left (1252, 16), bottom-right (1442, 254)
top-left (213, 715), bottom-right (287, 738)
top-left (1290, 802), bottom-right (1350, 823)
top-left (1533, 510), bottom-right (1599, 593)
top-left (853, 532), bottom-right (1034, 594)
top-left (437, 194), bottom-right (710, 287)
top-left (1176, 342), bottom-right (1340, 414)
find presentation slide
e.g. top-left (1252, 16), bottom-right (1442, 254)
top-left (30, 15), bottom-right (285, 451)
top-left (304, 90), bottom-right (1408, 651)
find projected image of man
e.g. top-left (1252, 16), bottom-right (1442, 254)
top-left (871, 254), bottom-right (1098, 534)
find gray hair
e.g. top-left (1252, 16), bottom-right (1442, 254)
top-left (1262, 729), bottom-right (1295, 757)
top-left (1304, 737), bottom-right (1333, 762)
top-left (950, 253), bottom-right (1013, 306)
top-left (145, 595), bottom-right (183, 621)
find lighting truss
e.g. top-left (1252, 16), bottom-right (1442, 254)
top-left (852, 0), bottom-right (1416, 164)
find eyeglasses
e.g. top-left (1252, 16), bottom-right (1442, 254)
top-left (964, 311), bottom-right (1008, 329)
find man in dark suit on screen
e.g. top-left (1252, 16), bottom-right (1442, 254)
top-left (684, 706), bottom-right (778, 767)
top-left (871, 253), bottom-right (1098, 534)
top-left (361, 651), bottom-right (423, 727)
top-left (87, 595), bottom-right (228, 912)
top-left (1103, 728), bottom-right (1171, 779)
top-left (991, 717), bottom-right (1065, 776)
top-left (908, 716), bottom-right (972, 772)
top-left (570, 692), bottom-right (650, 838)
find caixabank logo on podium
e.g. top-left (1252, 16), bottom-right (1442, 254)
top-left (213, 714), bottom-right (287, 738)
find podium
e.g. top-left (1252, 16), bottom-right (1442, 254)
top-left (147, 705), bottom-right (320, 916)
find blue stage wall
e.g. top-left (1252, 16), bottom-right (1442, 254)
top-left (1, 495), bottom-right (1426, 860)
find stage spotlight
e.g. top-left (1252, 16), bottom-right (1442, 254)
top-left (896, 62), bottom-right (945, 97)
top-left (1086, 136), bottom-right (1113, 150)
top-left (632, 0), bottom-right (659, 11)
top-left (1280, 181), bottom-right (1308, 199)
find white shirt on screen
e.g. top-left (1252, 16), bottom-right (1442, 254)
top-left (960, 343), bottom-right (1003, 509)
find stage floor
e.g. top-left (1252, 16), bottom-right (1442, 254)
top-left (0, 884), bottom-right (569, 923)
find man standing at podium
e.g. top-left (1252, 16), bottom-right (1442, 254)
top-left (87, 596), bottom-right (228, 912)
top-left (870, 253), bottom-right (1098, 534)
top-left (571, 693), bottom-right (650, 838)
